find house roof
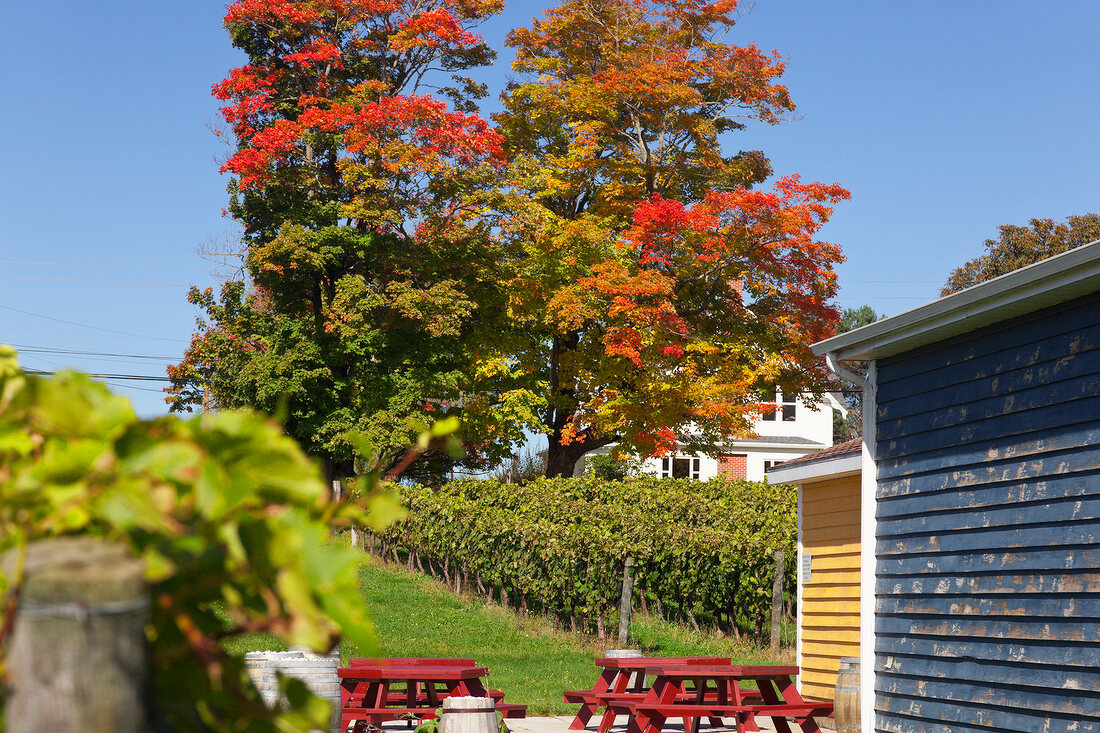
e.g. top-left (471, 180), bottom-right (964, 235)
top-left (732, 435), bottom-right (824, 446)
top-left (813, 238), bottom-right (1100, 361)
top-left (766, 437), bottom-right (862, 484)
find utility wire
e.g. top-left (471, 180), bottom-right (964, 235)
top-left (0, 304), bottom-right (190, 343)
top-left (102, 381), bottom-right (170, 394)
top-left (8, 344), bottom-right (178, 361)
top-left (24, 369), bottom-right (170, 382)
top-left (0, 275), bottom-right (190, 287)
top-left (0, 260), bottom-right (211, 271)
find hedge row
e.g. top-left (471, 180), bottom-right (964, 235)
top-left (372, 476), bottom-right (796, 637)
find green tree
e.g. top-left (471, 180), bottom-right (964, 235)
top-left (832, 305), bottom-right (880, 442)
top-left (941, 214), bottom-right (1100, 296)
top-left (167, 1), bottom-right (521, 479)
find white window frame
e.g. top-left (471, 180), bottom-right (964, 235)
top-left (660, 455), bottom-right (702, 479)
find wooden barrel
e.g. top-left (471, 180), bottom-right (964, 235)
top-left (246, 651), bottom-right (303, 694)
top-left (606, 649), bottom-right (643, 690)
top-left (262, 654), bottom-right (342, 732)
top-left (440, 696), bottom-right (497, 733)
top-left (834, 657), bottom-right (860, 733)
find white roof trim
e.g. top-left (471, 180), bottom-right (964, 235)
top-left (767, 453), bottom-right (861, 484)
top-left (814, 239), bottom-right (1100, 361)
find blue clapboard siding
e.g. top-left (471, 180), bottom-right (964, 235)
top-left (873, 292), bottom-right (1100, 733)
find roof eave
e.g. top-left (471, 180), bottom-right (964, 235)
top-left (814, 239), bottom-right (1100, 362)
top-left (767, 453), bottom-right (862, 484)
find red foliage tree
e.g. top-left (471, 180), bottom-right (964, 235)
top-left (489, 0), bottom-right (849, 476)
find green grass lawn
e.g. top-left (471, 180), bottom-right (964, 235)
top-left (227, 557), bottom-right (793, 715)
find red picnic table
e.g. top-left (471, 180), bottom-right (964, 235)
top-left (564, 656), bottom-right (731, 733)
top-left (617, 664), bottom-right (832, 733)
top-left (339, 661), bottom-right (526, 733)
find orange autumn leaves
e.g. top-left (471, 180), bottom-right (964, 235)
top-left (544, 179), bottom-right (847, 458)
top-left (191, 0), bottom-right (851, 475)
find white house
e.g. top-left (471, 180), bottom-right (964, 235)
top-left (580, 390), bottom-right (844, 481)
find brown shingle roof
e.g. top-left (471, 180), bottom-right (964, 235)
top-left (768, 437), bottom-right (862, 471)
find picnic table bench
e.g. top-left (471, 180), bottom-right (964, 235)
top-left (618, 664), bottom-right (832, 733)
top-left (340, 660), bottom-right (526, 732)
top-left (565, 656), bottom-right (731, 732)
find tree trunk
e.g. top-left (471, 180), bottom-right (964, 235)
top-left (596, 613), bottom-right (606, 640)
top-left (544, 440), bottom-right (589, 478)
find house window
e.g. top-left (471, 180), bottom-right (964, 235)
top-left (761, 387), bottom-right (777, 421)
top-left (764, 459), bottom-right (786, 472)
top-left (760, 388), bottom-right (796, 421)
top-left (661, 456), bottom-right (701, 479)
top-left (782, 391), bottom-right (797, 421)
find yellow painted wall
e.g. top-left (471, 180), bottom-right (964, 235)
top-left (800, 474), bottom-right (861, 703)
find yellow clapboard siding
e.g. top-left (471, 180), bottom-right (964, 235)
top-left (803, 583), bottom-right (860, 600)
top-left (803, 627), bottom-right (860, 643)
top-left (804, 476), bottom-right (861, 495)
top-left (802, 540), bottom-right (860, 556)
top-left (805, 569), bottom-right (860, 585)
top-left (802, 640), bottom-right (860, 660)
top-left (802, 662), bottom-right (848, 680)
top-left (800, 499), bottom-right (858, 517)
top-left (800, 679), bottom-right (839, 703)
top-left (804, 506), bottom-right (861, 528)
top-left (801, 600), bottom-right (861, 615)
top-left (799, 471), bottom-right (861, 703)
top-left (804, 671), bottom-right (844, 686)
top-left (803, 493), bottom-right (860, 514)
top-left (803, 657), bottom-right (858, 682)
top-left (799, 689), bottom-right (833, 704)
top-left (802, 522), bottom-right (861, 543)
top-left (804, 552), bottom-right (860, 570)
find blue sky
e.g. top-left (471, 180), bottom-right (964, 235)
top-left (1, 1), bottom-right (1098, 417)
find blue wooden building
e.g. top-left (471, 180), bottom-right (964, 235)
top-left (814, 242), bottom-right (1100, 732)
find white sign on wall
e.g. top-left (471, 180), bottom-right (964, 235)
top-left (801, 552), bottom-right (812, 584)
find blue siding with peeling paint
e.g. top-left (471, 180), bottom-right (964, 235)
top-left (873, 292), bottom-right (1100, 733)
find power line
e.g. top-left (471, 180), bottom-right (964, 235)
top-left (8, 344), bottom-right (179, 361)
top-left (102, 381), bottom-right (171, 394)
top-left (24, 369), bottom-right (170, 382)
top-left (0, 260), bottom-right (211, 272)
top-left (0, 275), bottom-right (190, 287)
top-left (0, 304), bottom-right (190, 343)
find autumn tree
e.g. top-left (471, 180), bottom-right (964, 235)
top-left (941, 214), bottom-right (1100, 296)
top-left (168, 0), bottom-right (519, 478)
top-left (487, 0), bottom-right (849, 476)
